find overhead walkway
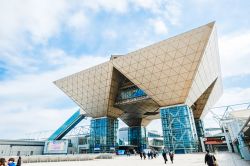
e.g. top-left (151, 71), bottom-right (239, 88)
top-left (48, 110), bottom-right (86, 140)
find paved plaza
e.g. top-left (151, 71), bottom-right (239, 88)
top-left (23, 152), bottom-right (250, 166)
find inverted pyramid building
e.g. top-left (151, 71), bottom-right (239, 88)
top-left (54, 22), bottom-right (222, 127)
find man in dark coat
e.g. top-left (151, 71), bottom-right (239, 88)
top-left (143, 152), bottom-right (146, 159)
top-left (162, 150), bottom-right (168, 164)
top-left (139, 151), bottom-right (143, 160)
top-left (169, 151), bottom-right (174, 163)
top-left (205, 150), bottom-right (217, 166)
top-left (16, 157), bottom-right (21, 166)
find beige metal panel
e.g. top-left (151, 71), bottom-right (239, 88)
top-left (54, 61), bottom-right (114, 118)
top-left (192, 78), bottom-right (217, 118)
top-left (107, 68), bottom-right (125, 118)
top-left (187, 23), bottom-right (223, 118)
top-left (141, 118), bottom-right (153, 126)
top-left (200, 77), bottom-right (223, 119)
top-left (112, 22), bottom-right (214, 107)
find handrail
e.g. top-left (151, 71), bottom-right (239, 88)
top-left (48, 110), bottom-right (86, 140)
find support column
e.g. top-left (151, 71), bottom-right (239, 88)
top-left (195, 119), bottom-right (205, 138)
top-left (200, 137), bottom-right (206, 152)
top-left (128, 126), bottom-right (147, 151)
top-left (221, 124), bottom-right (233, 153)
top-left (195, 119), bottom-right (205, 152)
top-left (160, 105), bottom-right (198, 154)
top-left (90, 117), bottom-right (118, 153)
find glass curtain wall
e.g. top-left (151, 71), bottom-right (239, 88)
top-left (195, 119), bottom-right (204, 138)
top-left (117, 86), bottom-right (147, 102)
top-left (160, 105), bottom-right (198, 154)
top-left (90, 117), bottom-right (118, 153)
top-left (195, 119), bottom-right (205, 152)
top-left (128, 126), bottom-right (148, 152)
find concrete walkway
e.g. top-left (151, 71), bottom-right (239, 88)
top-left (215, 152), bottom-right (250, 166)
top-left (23, 152), bottom-right (250, 166)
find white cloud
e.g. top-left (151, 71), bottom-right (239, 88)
top-left (1, 53), bottom-right (38, 74)
top-left (0, 108), bottom-right (75, 139)
top-left (149, 18), bottom-right (168, 35)
top-left (67, 11), bottom-right (89, 33)
top-left (0, 50), bottom-right (109, 138)
top-left (0, 0), bottom-right (182, 71)
top-left (163, 0), bottom-right (182, 25)
top-left (0, 53), bottom-right (108, 104)
top-left (0, 0), bottom-right (185, 139)
top-left (219, 30), bottom-right (250, 77)
top-left (102, 30), bottom-right (118, 40)
top-left (216, 87), bottom-right (250, 107)
top-left (80, 0), bottom-right (129, 13)
top-left (0, 0), bottom-right (69, 49)
top-left (132, 0), bottom-right (182, 25)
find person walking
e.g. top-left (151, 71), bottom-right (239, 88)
top-left (16, 157), bottom-right (21, 166)
top-left (0, 158), bottom-right (6, 166)
top-left (169, 151), bottom-right (174, 164)
top-left (143, 151), bottom-right (146, 160)
top-left (153, 150), bottom-right (157, 158)
top-left (147, 151), bottom-right (150, 159)
top-left (139, 151), bottom-right (143, 160)
top-left (133, 149), bottom-right (137, 156)
top-left (7, 158), bottom-right (16, 166)
top-left (162, 150), bottom-right (168, 164)
top-left (126, 150), bottom-right (130, 157)
top-left (150, 150), bottom-right (153, 159)
top-left (205, 150), bottom-right (217, 166)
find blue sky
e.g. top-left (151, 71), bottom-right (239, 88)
top-left (0, 0), bottom-right (250, 139)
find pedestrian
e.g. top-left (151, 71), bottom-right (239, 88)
top-left (7, 158), bottom-right (16, 166)
top-left (0, 158), bottom-right (6, 166)
top-left (147, 151), bottom-right (150, 159)
top-left (133, 149), bottom-right (137, 156)
top-left (150, 150), bottom-right (153, 159)
top-left (205, 150), bottom-right (217, 166)
top-left (162, 150), bottom-right (168, 164)
top-left (143, 151), bottom-right (146, 160)
top-left (153, 151), bottom-right (157, 158)
top-left (126, 150), bottom-right (130, 157)
top-left (169, 151), bottom-right (174, 163)
top-left (139, 151), bottom-right (143, 160)
top-left (16, 157), bottom-right (21, 166)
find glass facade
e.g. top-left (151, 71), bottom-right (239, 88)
top-left (128, 126), bottom-right (147, 151)
top-left (90, 117), bottom-right (118, 153)
top-left (148, 131), bottom-right (161, 138)
top-left (160, 105), bottom-right (198, 154)
top-left (149, 138), bottom-right (164, 147)
top-left (194, 119), bottom-right (204, 152)
top-left (195, 119), bottom-right (204, 138)
top-left (117, 86), bottom-right (147, 102)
